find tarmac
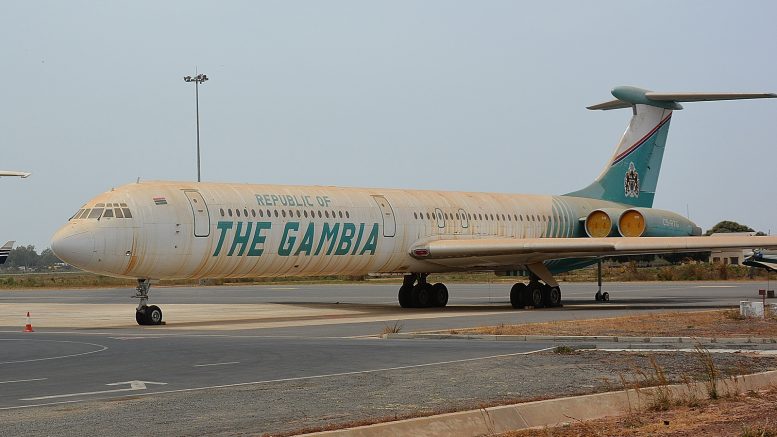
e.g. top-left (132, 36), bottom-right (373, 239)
top-left (0, 280), bottom-right (775, 435)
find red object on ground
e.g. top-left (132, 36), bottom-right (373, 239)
top-left (23, 311), bottom-right (33, 332)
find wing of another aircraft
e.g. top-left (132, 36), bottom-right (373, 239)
top-left (409, 236), bottom-right (777, 268)
top-left (744, 250), bottom-right (777, 272)
top-left (0, 171), bottom-right (31, 178)
top-left (0, 241), bottom-right (14, 265)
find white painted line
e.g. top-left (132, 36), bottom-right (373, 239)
top-left (269, 287), bottom-right (299, 290)
top-left (588, 348), bottom-right (777, 355)
top-left (0, 378), bottom-right (47, 384)
top-left (0, 339), bottom-right (108, 365)
top-left (194, 361), bottom-right (240, 367)
top-left (21, 380), bottom-right (167, 401)
top-left (1, 347), bottom-right (552, 411)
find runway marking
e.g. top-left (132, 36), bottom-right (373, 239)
top-left (0, 346), bottom-right (553, 410)
top-left (269, 287), bottom-right (299, 290)
top-left (589, 348), bottom-right (777, 355)
top-left (0, 378), bottom-right (47, 384)
top-left (109, 336), bottom-right (161, 340)
top-left (0, 339), bottom-right (108, 365)
top-left (22, 380), bottom-right (167, 401)
top-left (695, 285), bottom-right (737, 288)
top-left (194, 361), bottom-right (240, 367)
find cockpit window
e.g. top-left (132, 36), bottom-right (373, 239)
top-left (95, 203), bottom-right (105, 207)
top-left (69, 209), bottom-right (84, 221)
top-left (103, 209), bottom-right (114, 218)
top-left (88, 208), bottom-right (104, 219)
top-left (114, 208), bottom-right (124, 218)
top-left (79, 209), bottom-right (91, 219)
top-left (122, 208), bottom-right (132, 218)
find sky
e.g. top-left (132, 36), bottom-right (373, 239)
top-left (2, 1), bottom-right (777, 250)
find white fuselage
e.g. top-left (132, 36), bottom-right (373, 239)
top-left (51, 181), bottom-right (618, 280)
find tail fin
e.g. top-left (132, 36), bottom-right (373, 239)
top-left (0, 241), bottom-right (14, 265)
top-left (565, 86), bottom-right (776, 207)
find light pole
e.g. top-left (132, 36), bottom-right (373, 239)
top-left (183, 73), bottom-right (209, 182)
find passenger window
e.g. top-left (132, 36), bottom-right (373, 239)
top-left (115, 208), bottom-right (124, 218)
top-left (346, 211), bottom-right (350, 219)
top-left (88, 208), bottom-right (104, 219)
top-left (304, 210), bottom-right (308, 218)
top-left (296, 210), bottom-right (301, 218)
top-left (266, 209), bottom-right (271, 217)
top-left (236, 209), bottom-right (241, 217)
top-left (220, 208), bottom-right (225, 217)
top-left (338, 211), bottom-right (343, 219)
top-left (281, 210), bottom-right (286, 218)
top-left (274, 210), bottom-right (279, 218)
top-left (103, 209), bottom-right (114, 218)
top-left (251, 209), bottom-right (256, 218)
top-left (317, 211), bottom-right (322, 218)
top-left (244, 209), bottom-right (248, 217)
top-left (414, 212), bottom-right (417, 219)
top-left (228, 209), bottom-right (233, 217)
top-left (259, 210), bottom-right (264, 217)
top-left (122, 208), bottom-right (132, 218)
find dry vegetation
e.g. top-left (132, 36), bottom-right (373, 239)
top-left (462, 309), bottom-right (777, 338)
top-left (502, 386), bottom-right (777, 437)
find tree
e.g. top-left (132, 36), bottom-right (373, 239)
top-left (705, 220), bottom-right (757, 236)
top-left (6, 245), bottom-right (39, 270)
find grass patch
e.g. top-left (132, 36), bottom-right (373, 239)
top-left (553, 345), bottom-right (574, 355)
top-left (381, 321), bottom-right (403, 335)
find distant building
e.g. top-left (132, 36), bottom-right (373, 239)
top-left (708, 232), bottom-right (756, 265)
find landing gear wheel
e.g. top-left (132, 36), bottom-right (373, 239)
top-left (548, 286), bottom-right (562, 307)
top-left (412, 284), bottom-right (433, 308)
top-left (398, 285), bottom-right (413, 308)
top-left (510, 283), bottom-right (526, 309)
top-left (135, 307), bottom-right (148, 325)
top-left (146, 305), bottom-right (163, 325)
top-left (602, 292), bottom-right (610, 302)
top-left (595, 291), bottom-right (602, 302)
top-left (431, 283), bottom-right (448, 307)
top-left (528, 283), bottom-right (544, 308)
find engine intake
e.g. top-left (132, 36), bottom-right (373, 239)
top-left (584, 208), bottom-right (622, 238)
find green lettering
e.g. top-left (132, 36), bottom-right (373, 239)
top-left (213, 221), bottom-right (234, 256)
top-left (335, 223), bottom-right (356, 255)
top-left (314, 222), bottom-right (340, 255)
top-left (228, 222), bottom-right (253, 256)
top-left (351, 223), bottom-right (365, 255)
top-left (248, 221), bottom-right (272, 256)
top-left (278, 222), bottom-right (299, 256)
top-left (294, 222), bottom-right (315, 256)
top-left (359, 223), bottom-right (379, 255)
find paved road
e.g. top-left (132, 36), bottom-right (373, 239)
top-left (0, 280), bottom-right (774, 436)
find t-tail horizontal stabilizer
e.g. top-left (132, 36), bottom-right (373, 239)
top-left (587, 86), bottom-right (777, 111)
top-left (0, 241), bottom-right (14, 265)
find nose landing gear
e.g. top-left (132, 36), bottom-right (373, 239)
top-left (134, 279), bottom-right (163, 326)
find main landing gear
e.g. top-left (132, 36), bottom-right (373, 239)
top-left (134, 279), bottom-right (163, 326)
top-left (509, 277), bottom-right (562, 309)
top-left (398, 273), bottom-right (449, 308)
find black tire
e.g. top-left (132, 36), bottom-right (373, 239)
top-left (431, 283), bottom-right (448, 307)
top-left (602, 292), bottom-right (610, 302)
top-left (135, 308), bottom-right (147, 326)
top-left (595, 292), bottom-right (602, 302)
top-left (398, 285), bottom-right (414, 308)
top-left (414, 284), bottom-right (432, 308)
top-left (540, 284), bottom-right (552, 307)
top-left (146, 305), bottom-right (163, 325)
top-left (548, 286), bottom-right (562, 307)
top-left (510, 283), bottom-right (526, 309)
top-left (528, 284), bottom-right (544, 308)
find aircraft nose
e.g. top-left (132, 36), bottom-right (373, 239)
top-left (51, 224), bottom-right (95, 269)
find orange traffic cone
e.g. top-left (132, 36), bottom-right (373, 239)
top-left (23, 311), bottom-right (34, 332)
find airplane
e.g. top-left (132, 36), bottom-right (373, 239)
top-left (51, 86), bottom-right (777, 325)
top-left (0, 241), bottom-right (14, 265)
top-left (0, 171), bottom-right (31, 178)
top-left (744, 250), bottom-right (777, 272)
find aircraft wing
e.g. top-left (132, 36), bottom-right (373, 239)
top-left (0, 171), bottom-right (31, 178)
top-left (409, 236), bottom-right (777, 268)
top-left (744, 250), bottom-right (777, 272)
top-left (0, 241), bottom-right (14, 265)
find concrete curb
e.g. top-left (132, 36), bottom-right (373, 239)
top-left (382, 332), bottom-right (777, 346)
top-left (301, 370), bottom-right (777, 437)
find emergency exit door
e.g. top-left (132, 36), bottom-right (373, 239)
top-left (184, 191), bottom-right (210, 237)
top-left (372, 195), bottom-right (396, 237)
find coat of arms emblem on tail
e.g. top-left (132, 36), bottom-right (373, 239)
top-left (624, 162), bottom-right (639, 198)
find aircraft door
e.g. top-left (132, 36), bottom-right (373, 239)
top-left (371, 195), bottom-right (396, 237)
top-left (184, 191), bottom-right (210, 237)
top-left (458, 208), bottom-right (469, 229)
